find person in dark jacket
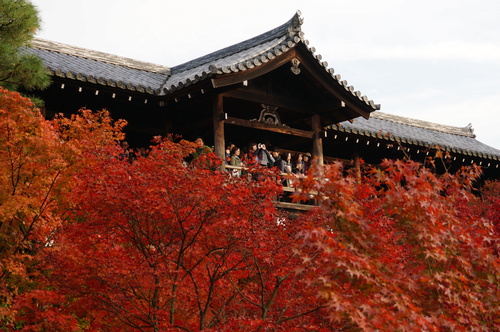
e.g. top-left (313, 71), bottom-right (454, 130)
top-left (303, 152), bottom-right (312, 173)
top-left (281, 152), bottom-right (293, 187)
top-left (272, 147), bottom-right (285, 172)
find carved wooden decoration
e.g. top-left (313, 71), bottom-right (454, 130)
top-left (257, 104), bottom-right (284, 126)
top-left (290, 58), bottom-right (301, 75)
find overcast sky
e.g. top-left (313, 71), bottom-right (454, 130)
top-left (31, 0), bottom-right (500, 149)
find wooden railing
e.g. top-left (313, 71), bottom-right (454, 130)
top-left (225, 164), bottom-right (317, 211)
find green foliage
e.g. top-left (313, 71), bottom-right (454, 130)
top-left (0, 0), bottom-right (50, 92)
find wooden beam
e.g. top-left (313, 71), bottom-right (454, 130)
top-left (225, 116), bottom-right (314, 138)
top-left (315, 99), bottom-right (344, 112)
top-left (213, 95), bottom-right (225, 169)
top-left (221, 88), bottom-right (311, 113)
top-left (211, 50), bottom-right (297, 88)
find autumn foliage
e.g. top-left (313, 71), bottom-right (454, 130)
top-left (293, 161), bottom-right (499, 331)
top-left (0, 87), bottom-right (64, 322)
top-left (1, 87), bottom-right (499, 331)
top-left (29, 139), bottom-right (333, 331)
top-left (0, 88), bottom-right (126, 329)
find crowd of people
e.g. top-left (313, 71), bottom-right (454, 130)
top-left (118, 138), bottom-right (312, 205)
top-left (225, 142), bottom-right (312, 180)
top-left (119, 141), bottom-right (149, 162)
top-left (119, 138), bottom-right (313, 185)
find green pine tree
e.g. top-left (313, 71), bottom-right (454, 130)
top-left (0, 0), bottom-right (50, 92)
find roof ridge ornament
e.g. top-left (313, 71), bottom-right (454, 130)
top-left (291, 10), bottom-right (303, 31)
top-left (466, 123), bottom-right (474, 134)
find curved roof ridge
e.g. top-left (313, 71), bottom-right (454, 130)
top-left (163, 11), bottom-right (378, 111)
top-left (31, 38), bottom-right (171, 74)
top-left (370, 111), bottom-right (476, 138)
top-left (170, 10), bottom-right (303, 75)
top-left (163, 33), bottom-right (293, 93)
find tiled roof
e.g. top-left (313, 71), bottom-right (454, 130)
top-left (164, 11), bottom-right (379, 110)
top-left (332, 112), bottom-right (500, 161)
top-left (24, 18), bottom-right (498, 162)
top-left (27, 39), bottom-right (170, 94)
top-left (25, 11), bottom-right (378, 110)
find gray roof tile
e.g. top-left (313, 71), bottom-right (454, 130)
top-left (25, 11), bottom-right (378, 110)
top-left (333, 112), bottom-right (500, 161)
top-left (25, 39), bottom-right (169, 94)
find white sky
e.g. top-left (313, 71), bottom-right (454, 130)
top-left (31, 0), bottom-right (500, 149)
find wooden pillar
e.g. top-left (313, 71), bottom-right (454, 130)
top-left (353, 151), bottom-right (361, 182)
top-left (312, 114), bottom-right (324, 166)
top-left (212, 94), bottom-right (225, 170)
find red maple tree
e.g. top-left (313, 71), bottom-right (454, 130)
top-left (20, 138), bottom-right (330, 331)
top-left (293, 160), bottom-right (500, 331)
top-left (2, 89), bottom-right (498, 331)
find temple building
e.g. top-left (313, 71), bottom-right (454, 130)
top-left (25, 11), bottom-right (500, 179)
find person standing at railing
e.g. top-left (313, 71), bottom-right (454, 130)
top-left (303, 152), bottom-right (311, 173)
top-left (229, 146), bottom-right (243, 177)
top-left (271, 147), bottom-right (284, 171)
top-left (225, 142), bottom-right (235, 164)
top-left (281, 152), bottom-right (293, 187)
top-left (248, 142), bottom-right (260, 166)
top-left (256, 143), bottom-right (275, 168)
top-left (293, 153), bottom-right (305, 175)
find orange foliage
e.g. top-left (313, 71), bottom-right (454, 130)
top-left (0, 88), bottom-right (129, 328)
top-left (1, 87), bottom-right (498, 331)
top-left (0, 88), bottom-right (67, 321)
